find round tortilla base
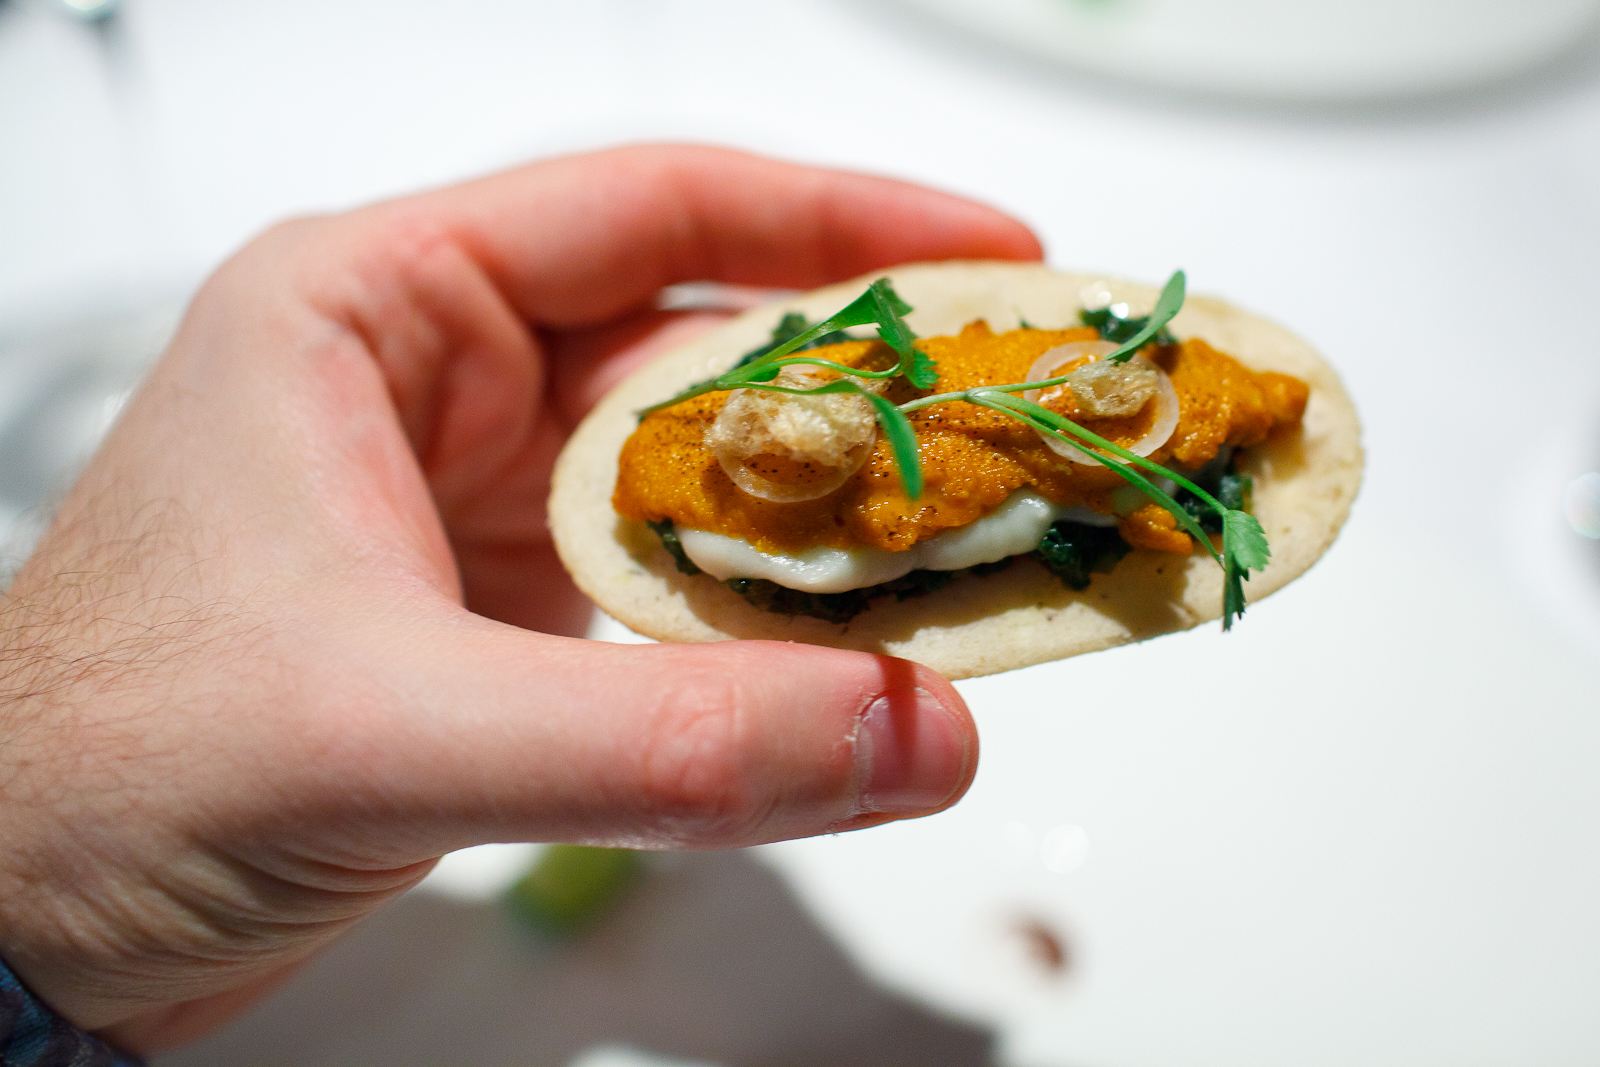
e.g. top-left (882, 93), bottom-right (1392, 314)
top-left (551, 262), bottom-right (1363, 680)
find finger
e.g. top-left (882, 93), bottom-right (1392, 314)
top-left (544, 308), bottom-right (737, 426)
top-left (455, 538), bottom-right (593, 638)
top-left (447, 309), bottom-right (736, 630)
top-left (390, 143), bottom-right (1044, 327)
top-left (264, 614), bottom-right (978, 864)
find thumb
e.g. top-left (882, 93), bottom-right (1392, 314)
top-left (303, 614), bottom-right (978, 860)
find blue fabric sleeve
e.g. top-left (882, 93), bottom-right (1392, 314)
top-left (0, 958), bottom-right (143, 1067)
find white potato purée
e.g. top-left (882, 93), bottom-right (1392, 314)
top-left (677, 489), bottom-right (1117, 594)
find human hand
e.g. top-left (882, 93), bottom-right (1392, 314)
top-left (0, 145), bottom-right (1041, 1053)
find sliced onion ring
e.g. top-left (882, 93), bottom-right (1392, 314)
top-left (1022, 342), bottom-right (1179, 466)
top-left (716, 436), bottom-right (871, 503)
top-left (1023, 340), bottom-right (1120, 398)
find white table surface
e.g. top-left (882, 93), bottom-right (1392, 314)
top-left (4, 2), bottom-right (1600, 1064)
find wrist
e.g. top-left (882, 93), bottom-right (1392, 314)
top-left (0, 954), bottom-right (145, 1066)
top-left (0, 552), bottom-right (185, 1034)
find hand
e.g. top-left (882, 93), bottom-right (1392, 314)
top-left (0, 145), bottom-right (1042, 1053)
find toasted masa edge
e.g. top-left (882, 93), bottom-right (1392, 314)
top-left (549, 262), bottom-right (1364, 680)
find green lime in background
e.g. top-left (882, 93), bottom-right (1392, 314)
top-left (505, 845), bottom-right (644, 937)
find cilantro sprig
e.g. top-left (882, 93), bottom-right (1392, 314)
top-left (964, 388), bottom-right (1269, 629)
top-left (638, 279), bottom-right (934, 419)
top-left (1099, 270), bottom-right (1185, 363)
top-left (637, 278), bottom-right (933, 497)
top-left (638, 270), bottom-right (1269, 629)
top-left (1082, 271), bottom-right (1185, 355)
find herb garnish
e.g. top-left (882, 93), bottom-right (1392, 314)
top-left (1175, 451), bottom-right (1252, 534)
top-left (1078, 282), bottom-right (1182, 350)
top-left (732, 312), bottom-right (853, 369)
top-left (726, 569), bottom-right (955, 625)
top-left (1033, 521), bottom-right (1132, 590)
top-left (1093, 270), bottom-right (1185, 363)
top-left (646, 519), bottom-right (702, 576)
top-left (639, 271), bottom-right (1270, 630)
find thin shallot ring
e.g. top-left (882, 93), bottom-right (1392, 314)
top-left (711, 388), bottom-right (874, 503)
top-left (1022, 342), bottom-right (1180, 466)
top-left (1023, 341), bottom-right (1121, 404)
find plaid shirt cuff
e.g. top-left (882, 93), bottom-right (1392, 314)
top-left (0, 958), bottom-right (143, 1067)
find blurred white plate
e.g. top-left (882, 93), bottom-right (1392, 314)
top-left (890, 0), bottom-right (1600, 99)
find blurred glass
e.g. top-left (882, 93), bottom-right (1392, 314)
top-left (0, 299), bottom-right (178, 586)
top-left (1567, 471), bottom-right (1600, 539)
top-left (52, 0), bottom-right (119, 22)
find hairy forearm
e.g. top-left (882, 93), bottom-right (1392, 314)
top-left (0, 498), bottom-right (264, 1028)
top-left (0, 483), bottom-right (438, 1036)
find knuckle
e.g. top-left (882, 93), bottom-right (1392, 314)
top-left (634, 671), bottom-right (771, 845)
top-left (257, 214), bottom-right (327, 247)
top-left (238, 207), bottom-right (462, 312)
top-left (352, 206), bottom-right (462, 284)
top-left (240, 216), bottom-right (335, 275)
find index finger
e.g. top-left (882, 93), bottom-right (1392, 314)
top-left (403, 143), bottom-right (1044, 328)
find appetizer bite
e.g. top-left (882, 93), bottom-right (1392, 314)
top-left (551, 263), bottom-right (1362, 679)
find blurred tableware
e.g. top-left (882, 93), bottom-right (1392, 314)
top-left (889, 0), bottom-right (1600, 100)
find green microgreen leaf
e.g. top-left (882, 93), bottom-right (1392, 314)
top-left (1103, 270), bottom-right (1185, 364)
top-left (956, 384), bottom-right (1230, 520)
top-left (972, 392), bottom-right (1222, 565)
top-left (756, 279), bottom-right (915, 367)
top-left (1179, 462), bottom-right (1251, 533)
top-left (905, 347), bottom-right (940, 390)
top-left (964, 270), bottom-right (1191, 410)
top-left (971, 389), bottom-right (1274, 630)
top-left (732, 312), bottom-right (851, 369)
top-left (1080, 307), bottom-right (1175, 348)
top-left (1222, 509), bottom-right (1270, 572)
top-left (862, 390), bottom-right (923, 500)
top-left (1223, 564), bottom-right (1247, 630)
top-left (867, 282), bottom-right (919, 365)
top-left (758, 356), bottom-right (900, 380)
top-left (1217, 508), bottom-right (1270, 630)
top-left (638, 278), bottom-right (931, 420)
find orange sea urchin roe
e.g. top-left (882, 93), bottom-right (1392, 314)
top-left (613, 323), bottom-right (1309, 555)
